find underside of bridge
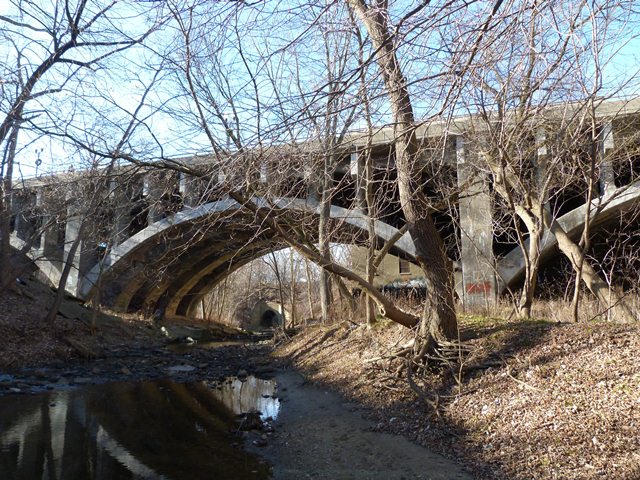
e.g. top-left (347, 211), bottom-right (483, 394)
top-left (70, 198), bottom-right (420, 319)
top-left (12, 181), bottom-right (639, 320)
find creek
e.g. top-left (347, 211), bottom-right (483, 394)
top-left (0, 375), bottom-right (277, 479)
top-left (0, 337), bottom-right (474, 480)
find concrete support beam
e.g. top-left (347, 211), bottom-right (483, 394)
top-left (599, 122), bottom-right (616, 196)
top-left (40, 215), bottom-right (63, 266)
top-left (534, 128), bottom-right (550, 205)
top-left (12, 190), bottom-right (37, 244)
top-left (179, 172), bottom-right (202, 207)
top-left (456, 136), bottom-right (496, 307)
top-left (63, 192), bottom-right (98, 297)
top-left (304, 158), bottom-right (321, 203)
top-left (106, 180), bottom-right (132, 246)
top-left (259, 162), bottom-right (268, 184)
top-left (350, 151), bottom-right (366, 212)
top-left (63, 212), bottom-right (83, 295)
top-left (142, 173), bottom-right (165, 225)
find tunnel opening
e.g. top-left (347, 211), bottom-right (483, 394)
top-left (260, 309), bottom-right (279, 328)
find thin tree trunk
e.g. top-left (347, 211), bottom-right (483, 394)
top-left (544, 210), bottom-right (635, 322)
top-left (269, 252), bottom-right (286, 327)
top-left (289, 249), bottom-right (297, 328)
top-left (304, 259), bottom-right (315, 324)
top-left (571, 136), bottom-right (598, 322)
top-left (218, 276), bottom-right (229, 321)
top-left (318, 154), bottom-right (333, 324)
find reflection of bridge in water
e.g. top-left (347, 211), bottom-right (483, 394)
top-left (9, 98), bottom-right (640, 315)
top-left (0, 380), bottom-right (273, 479)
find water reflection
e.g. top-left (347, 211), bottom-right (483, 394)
top-left (210, 376), bottom-right (280, 421)
top-left (0, 380), bottom-right (271, 480)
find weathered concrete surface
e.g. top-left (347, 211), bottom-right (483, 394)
top-left (456, 136), bottom-right (496, 307)
top-left (76, 197), bottom-right (418, 316)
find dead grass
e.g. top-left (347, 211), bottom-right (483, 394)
top-left (274, 316), bottom-right (640, 480)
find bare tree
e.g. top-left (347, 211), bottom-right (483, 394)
top-left (0, 0), bottom-right (162, 292)
top-left (456, 0), bottom-right (639, 320)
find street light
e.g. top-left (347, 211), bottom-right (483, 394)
top-left (34, 148), bottom-right (43, 177)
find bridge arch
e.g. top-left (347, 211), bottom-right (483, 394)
top-left (496, 183), bottom-right (640, 292)
top-left (78, 197), bottom-right (417, 317)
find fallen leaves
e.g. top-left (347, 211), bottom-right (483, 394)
top-left (276, 320), bottom-right (640, 480)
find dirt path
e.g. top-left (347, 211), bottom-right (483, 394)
top-left (256, 370), bottom-right (473, 480)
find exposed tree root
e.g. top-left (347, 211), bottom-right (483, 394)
top-left (365, 329), bottom-right (476, 417)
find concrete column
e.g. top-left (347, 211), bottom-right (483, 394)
top-left (12, 190), bottom-right (38, 244)
top-left (456, 135), bottom-right (496, 307)
top-left (35, 189), bottom-right (64, 263)
top-left (142, 173), bottom-right (164, 224)
top-left (259, 162), bottom-right (268, 184)
top-left (63, 210), bottom-right (83, 295)
top-left (304, 157), bottom-right (322, 203)
top-left (599, 121), bottom-right (616, 196)
top-left (213, 161), bottom-right (231, 201)
top-left (179, 172), bottom-right (201, 208)
top-left (534, 128), bottom-right (550, 204)
top-left (63, 191), bottom-right (98, 296)
top-left (109, 180), bottom-right (134, 245)
top-left (40, 213), bottom-right (63, 266)
top-left (350, 151), bottom-right (366, 211)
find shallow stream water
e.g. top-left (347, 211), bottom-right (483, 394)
top-left (0, 376), bottom-right (277, 480)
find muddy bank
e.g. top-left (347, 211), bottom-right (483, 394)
top-left (253, 370), bottom-right (473, 480)
top-left (274, 321), bottom-right (640, 480)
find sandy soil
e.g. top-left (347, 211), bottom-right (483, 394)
top-left (254, 369), bottom-right (473, 480)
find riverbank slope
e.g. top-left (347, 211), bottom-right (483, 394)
top-left (273, 318), bottom-right (640, 480)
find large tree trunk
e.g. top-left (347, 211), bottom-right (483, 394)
top-left (348, 0), bottom-right (458, 343)
top-left (518, 228), bottom-right (541, 318)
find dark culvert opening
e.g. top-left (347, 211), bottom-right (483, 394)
top-left (260, 310), bottom-right (278, 328)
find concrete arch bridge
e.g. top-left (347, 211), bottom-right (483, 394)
top-left (11, 195), bottom-right (421, 318)
top-left (8, 98), bottom-right (640, 317)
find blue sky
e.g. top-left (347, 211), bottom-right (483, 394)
top-left (3, 0), bottom-right (640, 179)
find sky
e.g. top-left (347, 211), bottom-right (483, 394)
top-left (3, 0), bottom-right (640, 180)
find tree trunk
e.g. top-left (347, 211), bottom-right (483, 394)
top-left (348, 0), bottom-right (458, 343)
top-left (318, 154), bottom-right (333, 324)
top-left (0, 124), bottom-right (19, 291)
top-left (517, 218), bottom-right (542, 319)
top-left (304, 259), bottom-right (315, 324)
top-left (269, 252), bottom-right (287, 327)
top-left (289, 248), bottom-right (297, 328)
